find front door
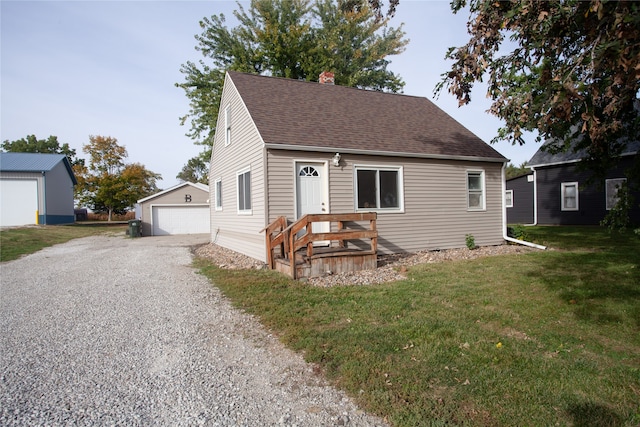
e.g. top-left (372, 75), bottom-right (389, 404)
top-left (296, 162), bottom-right (329, 244)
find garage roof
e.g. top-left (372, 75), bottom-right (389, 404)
top-left (137, 181), bottom-right (209, 203)
top-left (0, 152), bottom-right (77, 185)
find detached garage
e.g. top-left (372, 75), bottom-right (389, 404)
top-left (137, 182), bottom-right (210, 236)
top-left (0, 153), bottom-right (77, 227)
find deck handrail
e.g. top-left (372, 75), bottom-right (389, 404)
top-left (262, 213), bottom-right (377, 279)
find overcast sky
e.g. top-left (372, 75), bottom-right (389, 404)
top-left (1, 0), bottom-right (539, 189)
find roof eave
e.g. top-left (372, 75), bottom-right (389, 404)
top-left (263, 143), bottom-right (507, 163)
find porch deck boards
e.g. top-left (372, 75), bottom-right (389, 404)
top-left (273, 247), bottom-right (377, 279)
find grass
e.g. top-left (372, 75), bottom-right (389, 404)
top-left (0, 223), bottom-right (126, 262)
top-left (195, 226), bottom-right (640, 426)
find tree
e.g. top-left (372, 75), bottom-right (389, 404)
top-left (505, 162), bottom-right (531, 180)
top-left (434, 0), bottom-right (640, 182)
top-left (176, 155), bottom-right (210, 184)
top-left (1, 134), bottom-right (83, 166)
top-left (176, 0), bottom-right (407, 178)
top-left (79, 135), bottom-right (160, 221)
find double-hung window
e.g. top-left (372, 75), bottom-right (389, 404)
top-left (467, 170), bottom-right (485, 210)
top-left (605, 178), bottom-right (626, 210)
top-left (355, 166), bottom-right (403, 211)
top-left (214, 178), bottom-right (222, 211)
top-left (561, 182), bottom-right (579, 211)
top-left (505, 189), bottom-right (513, 208)
top-left (237, 168), bottom-right (251, 214)
top-left (224, 105), bottom-right (231, 146)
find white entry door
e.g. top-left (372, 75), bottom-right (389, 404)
top-left (296, 162), bottom-right (329, 244)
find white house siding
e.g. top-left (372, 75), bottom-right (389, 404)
top-left (210, 74), bottom-right (267, 262)
top-left (266, 150), bottom-right (504, 255)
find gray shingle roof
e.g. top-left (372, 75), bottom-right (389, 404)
top-left (228, 71), bottom-right (506, 162)
top-left (527, 138), bottom-right (640, 167)
top-left (0, 152), bottom-right (77, 184)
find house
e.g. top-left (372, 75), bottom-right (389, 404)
top-left (209, 71), bottom-right (509, 268)
top-left (0, 152), bottom-right (77, 227)
top-left (506, 173), bottom-right (535, 224)
top-left (136, 181), bottom-right (210, 236)
top-left (508, 141), bottom-right (640, 225)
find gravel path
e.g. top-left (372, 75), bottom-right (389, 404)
top-left (0, 234), bottom-right (388, 426)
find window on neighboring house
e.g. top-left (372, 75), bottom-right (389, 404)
top-left (355, 166), bottom-right (403, 211)
top-left (237, 168), bottom-right (251, 213)
top-left (467, 170), bottom-right (485, 210)
top-left (224, 105), bottom-right (231, 146)
top-left (605, 178), bottom-right (626, 210)
top-left (214, 178), bottom-right (222, 211)
top-left (561, 182), bottom-right (579, 211)
top-left (505, 189), bottom-right (513, 208)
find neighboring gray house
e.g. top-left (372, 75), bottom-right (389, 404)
top-left (209, 71), bottom-right (509, 263)
top-left (136, 181), bottom-right (210, 236)
top-left (0, 152), bottom-right (77, 227)
top-left (507, 141), bottom-right (640, 225)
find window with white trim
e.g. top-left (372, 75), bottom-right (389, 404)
top-left (467, 170), bottom-right (485, 210)
top-left (214, 178), bottom-right (222, 211)
top-left (605, 178), bottom-right (626, 210)
top-left (505, 189), bottom-right (513, 208)
top-left (224, 105), bottom-right (231, 146)
top-left (237, 168), bottom-right (251, 213)
top-left (355, 166), bottom-right (403, 211)
top-left (561, 182), bottom-right (579, 211)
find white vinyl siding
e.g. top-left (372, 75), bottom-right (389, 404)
top-left (467, 170), bottom-right (485, 211)
top-left (209, 73), bottom-right (265, 262)
top-left (605, 178), bottom-right (626, 210)
top-left (561, 182), bottom-right (579, 211)
top-left (266, 150), bottom-right (504, 254)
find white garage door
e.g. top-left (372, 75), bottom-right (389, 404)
top-left (0, 179), bottom-right (38, 227)
top-left (151, 205), bottom-right (210, 236)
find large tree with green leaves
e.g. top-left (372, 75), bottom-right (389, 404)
top-left (176, 0), bottom-right (407, 182)
top-left (432, 0), bottom-right (640, 181)
top-left (78, 135), bottom-right (160, 221)
top-left (1, 134), bottom-right (82, 166)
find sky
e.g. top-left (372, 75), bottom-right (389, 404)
top-left (1, 0), bottom-right (540, 189)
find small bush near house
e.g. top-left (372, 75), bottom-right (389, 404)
top-left (507, 224), bottom-right (528, 241)
top-left (464, 233), bottom-right (476, 250)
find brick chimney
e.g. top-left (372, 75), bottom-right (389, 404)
top-left (319, 71), bottom-right (335, 85)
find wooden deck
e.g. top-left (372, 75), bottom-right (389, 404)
top-left (262, 213), bottom-right (378, 279)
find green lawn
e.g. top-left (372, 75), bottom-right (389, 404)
top-left (196, 226), bottom-right (640, 426)
top-left (0, 224), bottom-right (126, 262)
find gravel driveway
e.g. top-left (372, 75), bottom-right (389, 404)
top-left (0, 234), bottom-right (388, 426)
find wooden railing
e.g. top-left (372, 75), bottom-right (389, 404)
top-left (262, 213), bottom-right (377, 279)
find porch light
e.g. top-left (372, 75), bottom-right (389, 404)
top-left (332, 153), bottom-right (341, 167)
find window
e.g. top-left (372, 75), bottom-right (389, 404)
top-left (214, 178), bottom-right (222, 211)
top-left (224, 105), bottom-right (231, 146)
top-left (606, 178), bottom-right (626, 210)
top-left (237, 168), bottom-right (251, 213)
top-left (467, 171), bottom-right (485, 210)
top-left (561, 182), bottom-right (579, 211)
top-left (355, 166), bottom-right (402, 211)
top-left (505, 190), bottom-right (513, 208)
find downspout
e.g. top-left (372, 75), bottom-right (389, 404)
top-left (501, 163), bottom-right (546, 250)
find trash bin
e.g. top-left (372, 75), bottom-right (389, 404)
top-left (128, 219), bottom-right (141, 238)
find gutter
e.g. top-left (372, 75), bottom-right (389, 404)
top-left (501, 163), bottom-right (546, 250)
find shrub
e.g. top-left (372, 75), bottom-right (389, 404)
top-left (465, 233), bottom-right (476, 250)
top-left (507, 224), bottom-right (528, 241)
